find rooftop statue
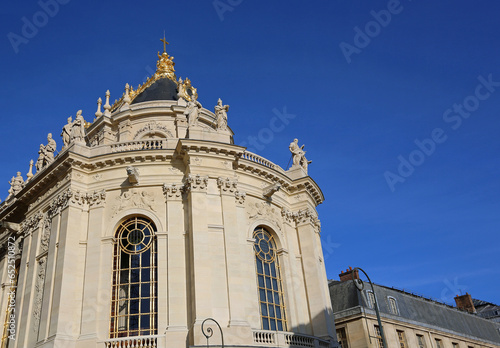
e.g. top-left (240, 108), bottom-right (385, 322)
top-left (71, 110), bottom-right (86, 143)
top-left (184, 94), bottom-right (202, 128)
top-left (289, 138), bottom-right (311, 172)
top-left (7, 172), bottom-right (25, 199)
top-left (214, 98), bottom-right (229, 131)
top-left (61, 116), bottom-right (72, 148)
top-left (35, 133), bottom-right (57, 172)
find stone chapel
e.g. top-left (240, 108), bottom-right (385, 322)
top-left (0, 40), bottom-right (336, 348)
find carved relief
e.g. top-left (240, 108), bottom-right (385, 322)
top-left (134, 121), bottom-right (174, 139)
top-left (39, 218), bottom-right (51, 254)
top-left (33, 256), bottom-right (47, 333)
top-left (281, 208), bottom-right (295, 224)
top-left (247, 199), bottom-right (283, 234)
top-left (217, 177), bottom-right (238, 194)
top-left (163, 183), bottom-right (184, 200)
top-left (184, 174), bottom-right (208, 192)
top-left (21, 212), bottom-right (44, 237)
top-left (87, 190), bottom-right (107, 207)
top-left (111, 190), bottom-right (157, 217)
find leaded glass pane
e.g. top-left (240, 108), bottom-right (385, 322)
top-left (253, 227), bottom-right (287, 331)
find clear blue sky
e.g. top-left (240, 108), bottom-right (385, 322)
top-left (1, 1), bottom-right (499, 305)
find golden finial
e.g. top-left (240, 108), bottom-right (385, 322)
top-left (160, 31), bottom-right (169, 53)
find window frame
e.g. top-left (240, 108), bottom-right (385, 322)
top-left (109, 215), bottom-right (158, 338)
top-left (253, 226), bottom-right (288, 332)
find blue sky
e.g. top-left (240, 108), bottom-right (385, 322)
top-left (1, 1), bottom-right (499, 305)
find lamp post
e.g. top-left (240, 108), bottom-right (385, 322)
top-left (352, 267), bottom-right (387, 348)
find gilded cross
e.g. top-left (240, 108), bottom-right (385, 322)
top-left (160, 33), bottom-right (169, 53)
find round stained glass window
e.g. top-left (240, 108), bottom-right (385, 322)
top-left (254, 228), bottom-right (276, 262)
top-left (117, 217), bottom-right (156, 254)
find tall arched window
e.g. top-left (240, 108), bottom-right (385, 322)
top-left (253, 227), bottom-right (287, 331)
top-left (110, 216), bottom-right (158, 338)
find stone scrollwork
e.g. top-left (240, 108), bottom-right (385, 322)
top-left (184, 174), bottom-right (208, 192)
top-left (163, 183), bottom-right (184, 200)
top-left (217, 177), bottom-right (238, 194)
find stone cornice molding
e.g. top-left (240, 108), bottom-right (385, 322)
top-left (184, 174), bottom-right (208, 192)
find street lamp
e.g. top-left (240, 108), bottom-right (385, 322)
top-left (352, 267), bottom-right (387, 348)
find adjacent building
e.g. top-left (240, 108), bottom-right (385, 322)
top-left (330, 268), bottom-right (500, 348)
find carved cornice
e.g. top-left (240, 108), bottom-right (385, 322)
top-left (184, 174), bottom-right (208, 192)
top-left (163, 183), bottom-right (184, 200)
top-left (217, 177), bottom-right (238, 194)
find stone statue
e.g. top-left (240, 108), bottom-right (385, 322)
top-left (177, 77), bottom-right (186, 99)
top-left (61, 116), bottom-right (72, 148)
top-left (9, 172), bottom-right (25, 196)
top-left (35, 134), bottom-right (57, 172)
top-left (184, 95), bottom-right (202, 127)
top-left (289, 138), bottom-right (311, 171)
top-left (45, 133), bottom-right (56, 164)
top-left (71, 110), bottom-right (86, 143)
top-left (36, 144), bottom-right (45, 171)
top-left (214, 98), bottom-right (229, 131)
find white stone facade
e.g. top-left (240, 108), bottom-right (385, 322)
top-left (0, 48), bottom-right (335, 348)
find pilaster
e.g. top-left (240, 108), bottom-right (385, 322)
top-left (163, 183), bottom-right (189, 344)
top-left (294, 208), bottom-right (335, 340)
top-left (216, 177), bottom-right (252, 345)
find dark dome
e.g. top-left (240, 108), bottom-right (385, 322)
top-left (131, 78), bottom-right (178, 104)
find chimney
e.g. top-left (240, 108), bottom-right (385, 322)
top-left (454, 293), bottom-right (476, 313)
top-left (339, 266), bottom-right (359, 282)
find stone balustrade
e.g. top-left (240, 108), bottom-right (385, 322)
top-left (110, 139), bottom-right (167, 153)
top-left (103, 335), bottom-right (159, 347)
top-left (253, 330), bottom-right (331, 348)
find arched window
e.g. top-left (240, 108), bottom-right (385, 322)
top-left (253, 227), bottom-right (287, 331)
top-left (110, 216), bottom-right (158, 338)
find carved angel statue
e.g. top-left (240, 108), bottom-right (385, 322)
top-left (289, 138), bottom-right (311, 171)
top-left (184, 95), bottom-right (202, 127)
top-left (61, 116), bottom-right (72, 148)
top-left (214, 98), bottom-right (229, 131)
top-left (71, 110), bottom-right (86, 143)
